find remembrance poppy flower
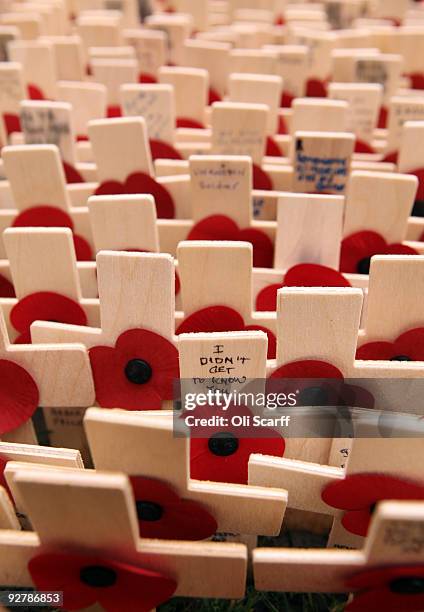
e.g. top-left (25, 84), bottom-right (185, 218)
top-left (209, 88), bottom-right (222, 105)
top-left (28, 551), bottom-right (177, 612)
top-left (256, 263), bottom-right (351, 311)
top-left (355, 140), bottom-right (375, 154)
top-left (253, 165), bottom-right (273, 190)
top-left (95, 172), bottom-right (175, 219)
top-left (356, 328), bottom-right (424, 361)
top-left (187, 215), bottom-right (274, 268)
top-left (0, 359), bottom-right (39, 434)
top-left (130, 476), bottom-right (217, 540)
top-left (0, 454), bottom-right (10, 495)
top-left (89, 328), bottom-right (179, 410)
top-left (176, 305), bottom-right (277, 359)
top-left (0, 273), bottom-right (15, 298)
top-left (12, 205), bottom-right (93, 261)
top-left (63, 161), bottom-right (85, 184)
top-left (340, 230), bottom-right (417, 274)
top-left (306, 78), bottom-right (328, 98)
top-left (176, 117), bottom-right (205, 129)
top-left (3, 113), bottom-right (21, 136)
top-left (139, 73), bottom-right (157, 84)
top-left (11, 292), bottom-right (87, 344)
top-left (149, 139), bottom-right (182, 161)
top-left (107, 105), bottom-right (122, 118)
top-left (280, 91), bottom-right (294, 108)
top-left (27, 84), bottom-right (45, 100)
top-left (189, 404), bottom-right (285, 485)
top-left (322, 473), bottom-right (424, 537)
top-left (346, 564), bottom-right (424, 611)
top-left (266, 136), bottom-right (283, 157)
top-left (408, 72), bottom-right (424, 90)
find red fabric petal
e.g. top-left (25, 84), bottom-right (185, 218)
top-left (409, 72), bottom-right (424, 90)
top-left (0, 454), bottom-right (11, 497)
top-left (256, 283), bottom-right (284, 312)
top-left (0, 359), bottom-right (39, 434)
top-left (13, 206), bottom-right (74, 229)
top-left (176, 305), bottom-right (245, 335)
top-left (244, 324), bottom-right (276, 359)
top-left (63, 161), bottom-right (85, 184)
top-left (176, 117), bottom-right (205, 129)
top-left (0, 274), bottom-right (15, 298)
top-left (253, 164), bottom-right (273, 191)
top-left (130, 476), bottom-right (217, 540)
top-left (266, 136), bottom-right (283, 157)
top-left (208, 87), bottom-right (221, 105)
top-left (27, 84), bottom-right (45, 100)
top-left (277, 114), bottom-right (288, 135)
top-left (280, 91), bottom-right (294, 108)
top-left (270, 360), bottom-right (344, 379)
top-left (382, 151), bottom-right (398, 164)
top-left (356, 341), bottom-right (395, 360)
top-left (11, 291), bottom-right (87, 344)
top-left (284, 263), bottom-right (351, 288)
top-left (3, 113), bottom-right (21, 136)
top-left (346, 565), bottom-right (424, 612)
top-left (89, 328), bottom-right (179, 410)
top-left (378, 106), bottom-right (388, 129)
top-left (107, 105), bottom-right (122, 118)
top-left (149, 139), bottom-right (182, 161)
top-left (355, 140), bottom-right (375, 154)
top-left (175, 270), bottom-right (180, 296)
top-left (384, 243), bottom-right (418, 256)
top-left (306, 78), bottom-right (327, 98)
top-left (73, 234), bottom-right (93, 261)
top-left (139, 73), bottom-right (157, 84)
top-left (395, 328), bottom-right (424, 360)
top-left (28, 552), bottom-right (177, 612)
top-left (238, 227), bottom-right (274, 268)
top-left (322, 473), bottom-right (424, 536)
top-left (95, 172), bottom-right (175, 219)
top-left (76, 135), bottom-right (89, 142)
top-left (340, 231), bottom-right (388, 273)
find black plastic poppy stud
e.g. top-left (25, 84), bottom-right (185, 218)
top-left (357, 256), bottom-right (372, 275)
top-left (389, 577), bottom-right (424, 595)
top-left (208, 432), bottom-right (239, 456)
top-left (80, 565), bottom-right (117, 588)
top-left (136, 500), bottom-right (164, 522)
top-left (125, 359), bottom-right (153, 384)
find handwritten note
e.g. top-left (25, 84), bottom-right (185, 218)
top-left (211, 103), bottom-right (267, 164)
top-left (387, 97), bottom-right (424, 151)
top-left (20, 102), bottom-right (75, 164)
top-left (293, 133), bottom-right (354, 194)
top-left (329, 84), bottom-right (382, 143)
top-left (121, 84), bottom-right (175, 143)
top-left (0, 67), bottom-right (25, 113)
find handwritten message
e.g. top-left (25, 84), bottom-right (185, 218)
top-left (294, 137), bottom-right (351, 194)
top-left (20, 105), bottom-right (74, 163)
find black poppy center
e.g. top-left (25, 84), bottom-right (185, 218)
top-left (208, 432), bottom-right (239, 457)
top-left (357, 256), bottom-right (372, 275)
top-left (136, 499), bottom-right (164, 521)
top-left (390, 355), bottom-right (412, 362)
top-left (389, 577), bottom-right (424, 595)
top-left (125, 359), bottom-right (152, 384)
top-left (298, 386), bottom-right (329, 406)
top-left (80, 565), bottom-right (117, 588)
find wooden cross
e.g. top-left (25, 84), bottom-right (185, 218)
top-left (91, 57), bottom-right (138, 116)
top-left (57, 81), bottom-right (107, 142)
top-left (159, 66), bottom-right (208, 129)
top-left (254, 500), bottom-right (424, 610)
top-left (0, 62), bottom-right (26, 138)
top-left (84, 402), bottom-right (287, 538)
top-left (123, 28), bottom-right (167, 83)
top-left (8, 39), bottom-right (58, 100)
top-left (0, 466), bottom-right (248, 605)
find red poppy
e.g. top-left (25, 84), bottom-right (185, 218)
top-left (256, 263), bottom-right (351, 311)
top-left (187, 215), bottom-right (274, 268)
top-left (175, 270), bottom-right (180, 296)
top-left (277, 115), bottom-right (288, 135)
top-left (149, 139), bottom-right (182, 161)
top-left (274, 14), bottom-right (285, 25)
top-left (139, 73), bottom-right (157, 84)
top-left (382, 151), bottom-right (398, 164)
top-left (130, 476), bottom-right (217, 540)
top-left (189, 404), bottom-right (285, 485)
top-left (306, 78), bottom-right (328, 98)
top-left (322, 473), bottom-right (424, 537)
top-left (408, 72), bottom-right (424, 90)
top-left (0, 454), bottom-right (9, 495)
top-left (356, 328), bottom-right (424, 361)
top-left (378, 106), bottom-right (388, 129)
top-left (340, 230), bottom-right (417, 274)
top-left (176, 305), bottom-right (277, 359)
top-left (346, 564), bottom-right (424, 611)
top-left (208, 87), bottom-right (221, 105)
top-left (10, 291), bottom-right (87, 344)
top-left (12, 205), bottom-right (93, 261)
top-left (107, 105), bottom-right (122, 118)
top-left (176, 117), bottom-right (205, 129)
top-left (27, 84), bottom-right (45, 100)
top-left (28, 551), bottom-right (177, 612)
top-left (0, 359), bottom-right (39, 434)
top-left (89, 328), bottom-right (179, 410)
top-left (95, 172), bottom-right (175, 219)
top-left (266, 136), bottom-right (283, 157)
top-left (355, 140), bottom-right (375, 154)
top-left (253, 165), bottom-right (273, 190)
top-left (3, 113), bottom-right (21, 136)
top-left (0, 273), bottom-right (15, 298)
top-left (63, 161), bottom-right (85, 184)
top-left (280, 91), bottom-right (294, 108)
